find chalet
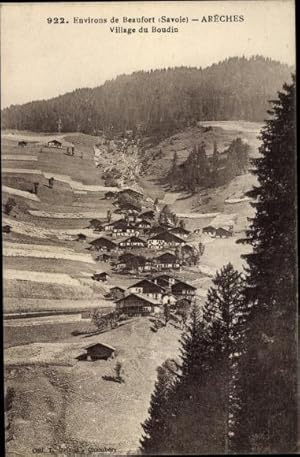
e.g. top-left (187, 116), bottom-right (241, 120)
top-left (169, 227), bottom-right (190, 239)
top-left (89, 237), bottom-right (117, 252)
top-left (76, 233), bottom-right (87, 242)
top-left (47, 139), bottom-right (62, 148)
top-left (116, 293), bottom-right (161, 317)
top-left (202, 226), bottom-right (216, 236)
top-left (118, 203), bottom-right (140, 214)
top-left (134, 219), bottom-right (152, 230)
top-left (171, 280), bottom-right (197, 299)
top-left (147, 231), bottom-right (185, 249)
top-left (215, 227), bottom-right (233, 238)
top-left (18, 140), bottom-right (27, 147)
top-left (88, 219), bottom-right (103, 231)
top-left (119, 188), bottom-right (143, 200)
top-left (77, 343), bottom-right (116, 361)
top-left (115, 254), bottom-right (146, 272)
top-left (148, 225), bottom-right (166, 236)
top-left (96, 253), bottom-right (111, 262)
top-left (153, 274), bottom-right (178, 288)
top-left (119, 236), bottom-right (146, 249)
top-left (92, 272), bottom-right (109, 282)
top-left (108, 286), bottom-right (125, 301)
top-left (155, 252), bottom-right (181, 270)
top-left (2, 225), bottom-right (11, 234)
top-left (104, 191), bottom-right (117, 200)
top-left (104, 219), bottom-right (124, 231)
top-left (110, 221), bottom-right (138, 238)
top-left (128, 279), bottom-right (165, 301)
top-left (140, 210), bottom-right (155, 221)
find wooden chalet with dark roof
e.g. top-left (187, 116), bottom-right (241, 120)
top-left (147, 231), bottom-right (185, 249)
top-left (92, 272), bottom-right (110, 282)
top-left (128, 279), bottom-right (166, 301)
top-left (155, 252), bottom-right (181, 270)
top-left (171, 280), bottom-right (197, 299)
top-left (134, 219), bottom-right (152, 230)
top-left (140, 210), bottom-right (155, 221)
top-left (89, 237), bottom-right (117, 252)
top-left (116, 293), bottom-right (161, 316)
top-left (202, 225), bottom-right (216, 236)
top-left (215, 227), bottom-right (233, 238)
top-left (168, 226), bottom-right (190, 239)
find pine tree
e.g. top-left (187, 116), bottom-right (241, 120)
top-left (211, 140), bottom-right (220, 187)
top-left (168, 151), bottom-right (179, 188)
top-left (235, 76), bottom-right (297, 453)
top-left (203, 263), bottom-right (248, 453)
top-left (140, 360), bottom-right (178, 455)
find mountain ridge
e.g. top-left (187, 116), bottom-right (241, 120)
top-left (2, 56), bottom-right (293, 135)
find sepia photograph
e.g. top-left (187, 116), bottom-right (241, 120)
top-left (1, 1), bottom-right (297, 455)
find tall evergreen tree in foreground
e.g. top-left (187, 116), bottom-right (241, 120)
top-left (140, 265), bottom-right (248, 455)
top-left (235, 75), bottom-right (297, 453)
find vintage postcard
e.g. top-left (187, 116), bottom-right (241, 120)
top-left (1, 1), bottom-right (297, 455)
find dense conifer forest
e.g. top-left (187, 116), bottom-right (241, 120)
top-left (1, 56), bottom-right (292, 136)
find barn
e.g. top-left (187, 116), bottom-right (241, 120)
top-left (18, 140), bottom-right (27, 147)
top-left (89, 237), bottom-right (117, 252)
top-left (47, 139), bottom-right (63, 148)
top-left (92, 272), bottom-right (109, 282)
top-left (77, 343), bottom-right (116, 361)
top-left (215, 227), bottom-right (233, 238)
top-left (202, 225), bottom-right (216, 236)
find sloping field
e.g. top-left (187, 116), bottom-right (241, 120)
top-left (4, 269), bottom-right (82, 286)
top-left (3, 278), bottom-right (99, 300)
top-left (3, 185), bottom-right (40, 201)
top-left (2, 168), bottom-right (41, 174)
top-left (3, 242), bottom-right (95, 264)
top-left (2, 155), bottom-right (38, 161)
top-left (4, 297), bottom-right (109, 314)
top-left (28, 210), bottom-right (115, 219)
top-left (2, 217), bottom-right (101, 241)
top-left (5, 318), bottom-right (182, 454)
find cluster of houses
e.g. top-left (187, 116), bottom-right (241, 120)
top-left (106, 274), bottom-right (197, 317)
top-left (87, 206), bottom-right (193, 273)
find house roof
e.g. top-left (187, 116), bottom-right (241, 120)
top-left (110, 286), bottom-right (125, 292)
top-left (93, 272), bottom-right (109, 277)
top-left (85, 342), bottom-right (116, 351)
top-left (156, 252), bottom-right (178, 263)
top-left (149, 231), bottom-right (184, 243)
top-left (154, 274), bottom-right (177, 282)
top-left (172, 280), bottom-right (197, 292)
top-left (135, 219), bottom-right (151, 227)
top-left (141, 210), bottom-right (155, 218)
top-left (89, 237), bottom-right (117, 249)
top-left (48, 139), bottom-right (62, 145)
top-left (128, 279), bottom-right (166, 293)
top-left (120, 236), bottom-right (146, 244)
top-left (116, 293), bottom-right (161, 306)
top-left (112, 221), bottom-right (133, 230)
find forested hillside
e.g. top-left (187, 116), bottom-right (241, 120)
top-left (2, 56), bottom-right (292, 136)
